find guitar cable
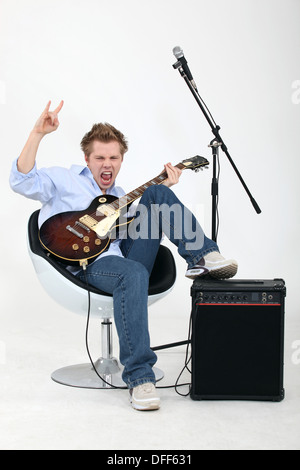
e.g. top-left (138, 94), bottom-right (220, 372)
top-left (215, 151), bottom-right (220, 241)
top-left (82, 266), bottom-right (192, 395)
top-left (81, 151), bottom-right (222, 394)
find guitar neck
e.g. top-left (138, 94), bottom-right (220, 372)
top-left (109, 162), bottom-right (186, 211)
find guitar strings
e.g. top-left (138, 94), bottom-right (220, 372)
top-left (72, 159), bottom-right (205, 227)
top-left (70, 173), bottom-right (169, 232)
top-left (67, 160), bottom-right (204, 239)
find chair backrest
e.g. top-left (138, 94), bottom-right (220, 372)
top-left (27, 210), bottom-right (176, 316)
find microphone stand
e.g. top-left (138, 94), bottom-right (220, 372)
top-left (152, 60), bottom-right (262, 355)
top-left (172, 60), bottom-right (261, 242)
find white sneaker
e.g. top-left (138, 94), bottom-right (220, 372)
top-left (185, 251), bottom-right (238, 280)
top-left (129, 383), bottom-right (160, 411)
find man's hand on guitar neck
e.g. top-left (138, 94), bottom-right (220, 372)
top-left (162, 162), bottom-right (182, 188)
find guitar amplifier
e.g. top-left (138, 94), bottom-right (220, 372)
top-left (190, 279), bottom-right (286, 401)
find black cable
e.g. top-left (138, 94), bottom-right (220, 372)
top-left (173, 311), bottom-right (193, 397)
top-left (215, 151), bottom-right (221, 241)
top-left (194, 87), bottom-right (218, 128)
top-left (83, 267), bottom-right (126, 389)
top-left (193, 84), bottom-right (221, 242)
top-left (82, 267), bottom-right (192, 394)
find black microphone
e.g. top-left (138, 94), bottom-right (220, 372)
top-left (172, 46), bottom-right (197, 90)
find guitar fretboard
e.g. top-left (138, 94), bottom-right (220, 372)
top-left (108, 163), bottom-right (185, 211)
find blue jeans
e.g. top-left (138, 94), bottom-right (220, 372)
top-left (77, 185), bottom-right (218, 388)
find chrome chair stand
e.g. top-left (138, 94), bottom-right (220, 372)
top-left (51, 318), bottom-right (164, 389)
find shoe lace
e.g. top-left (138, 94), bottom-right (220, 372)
top-left (138, 383), bottom-right (154, 393)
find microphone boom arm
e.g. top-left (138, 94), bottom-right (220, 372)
top-left (173, 61), bottom-right (261, 241)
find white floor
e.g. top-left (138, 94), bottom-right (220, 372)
top-left (1, 268), bottom-right (300, 451)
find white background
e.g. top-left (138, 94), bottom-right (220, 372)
top-left (0, 0), bottom-right (299, 450)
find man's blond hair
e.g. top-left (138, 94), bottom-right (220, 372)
top-left (80, 123), bottom-right (128, 157)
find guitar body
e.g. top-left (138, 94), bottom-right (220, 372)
top-left (39, 195), bottom-right (132, 266)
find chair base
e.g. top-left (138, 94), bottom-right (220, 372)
top-left (51, 357), bottom-right (164, 389)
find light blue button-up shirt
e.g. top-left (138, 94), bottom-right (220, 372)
top-left (9, 158), bottom-right (127, 267)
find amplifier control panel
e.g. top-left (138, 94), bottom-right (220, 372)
top-left (195, 291), bottom-right (282, 304)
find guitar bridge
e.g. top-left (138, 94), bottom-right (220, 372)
top-left (75, 221), bottom-right (90, 232)
top-left (66, 225), bottom-right (84, 238)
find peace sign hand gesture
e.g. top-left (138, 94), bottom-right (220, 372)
top-left (33, 100), bottom-right (64, 136)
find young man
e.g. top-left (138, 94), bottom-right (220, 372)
top-left (10, 101), bottom-right (238, 411)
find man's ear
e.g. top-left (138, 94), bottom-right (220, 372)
top-left (84, 155), bottom-right (89, 166)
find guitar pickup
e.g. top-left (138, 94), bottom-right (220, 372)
top-left (97, 204), bottom-right (116, 217)
top-left (79, 214), bottom-right (98, 230)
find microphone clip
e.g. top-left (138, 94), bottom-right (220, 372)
top-left (173, 60), bottom-right (198, 91)
top-left (172, 60), bottom-right (182, 70)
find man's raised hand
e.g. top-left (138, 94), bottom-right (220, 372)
top-left (33, 100), bottom-right (64, 136)
top-left (17, 100), bottom-right (64, 174)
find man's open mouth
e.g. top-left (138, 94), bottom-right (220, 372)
top-left (100, 171), bottom-right (112, 184)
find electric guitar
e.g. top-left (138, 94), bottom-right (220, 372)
top-left (39, 155), bottom-right (209, 266)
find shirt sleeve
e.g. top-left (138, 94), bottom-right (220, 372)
top-left (9, 158), bottom-right (56, 203)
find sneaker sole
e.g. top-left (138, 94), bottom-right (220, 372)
top-left (131, 401), bottom-right (160, 411)
top-left (186, 262), bottom-right (238, 280)
top-left (130, 397), bottom-right (160, 411)
top-left (185, 268), bottom-right (209, 279)
top-left (208, 263), bottom-right (238, 280)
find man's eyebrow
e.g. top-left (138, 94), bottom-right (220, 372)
top-left (93, 154), bottom-right (121, 159)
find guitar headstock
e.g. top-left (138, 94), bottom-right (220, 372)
top-left (181, 155), bottom-right (209, 172)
